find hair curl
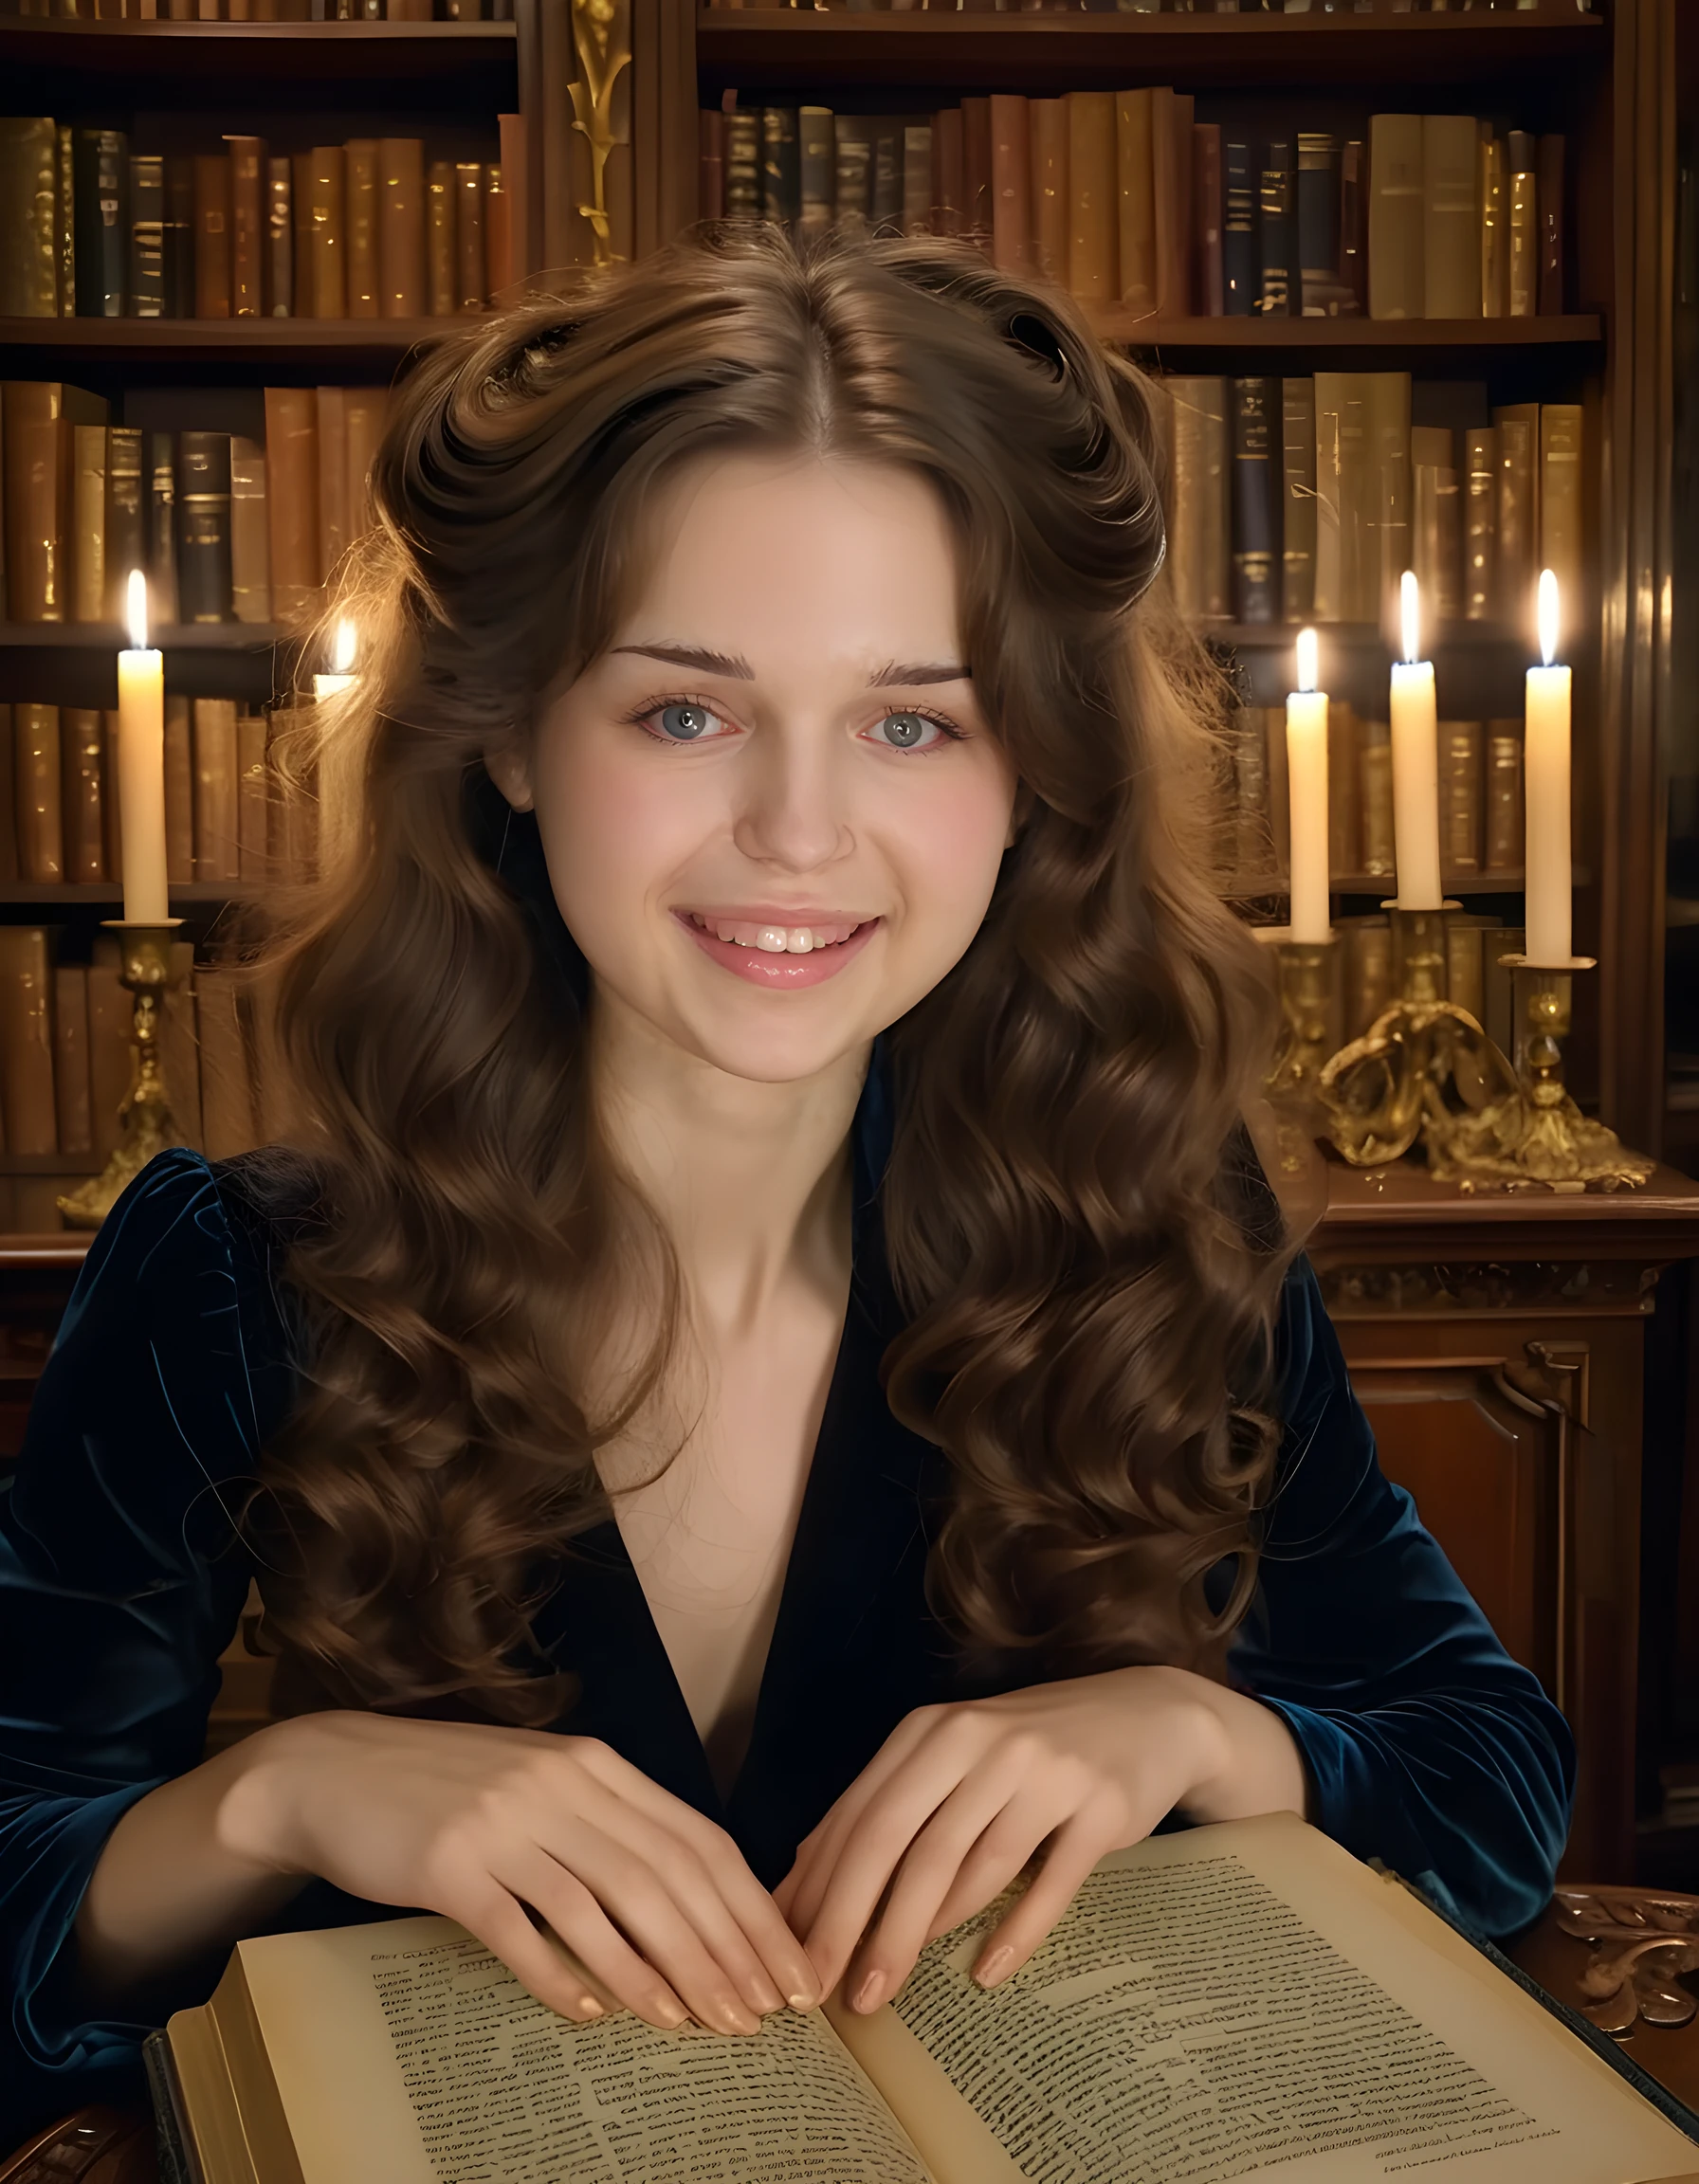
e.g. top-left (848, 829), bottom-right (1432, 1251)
top-left (237, 225), bottom-right (1289, 1723)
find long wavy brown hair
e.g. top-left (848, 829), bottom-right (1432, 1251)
top-left (239, 224), bottom-right (1290, 1725)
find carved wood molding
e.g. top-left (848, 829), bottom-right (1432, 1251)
top-left (1319, 1260), bottom-right (1658, 1318)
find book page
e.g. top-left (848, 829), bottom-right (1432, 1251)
top-left (238, 1913), bottom-right (932, 2184)
top-left (830, 1815), bottom-right (1697, 2184)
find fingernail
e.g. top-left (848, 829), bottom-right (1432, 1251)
top-left (657, 1999), bottom-right (689, 2029)
top-left (853, 1969), bottom-right (886, 2013)
top-left (975, 1948), bottom-right (1014, 1988)
top-left (576, 1996), bottom-right (605, 2019)
top-left (788, 1990), bottom-right (818, 2012)
top-left (752, 1979), bottom-right (785, 2014)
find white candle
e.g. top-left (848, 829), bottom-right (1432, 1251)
top-left (116, 569), bottom-right (170, 925)
top-left (313, 616), bottom-right (358, 702)
top-left (1286, 627), bottom-right (1330, 943)
top-left (1524, 568), bottom-right (1573, 966)
top-left (1389, 570), bottom-right (1443, 909)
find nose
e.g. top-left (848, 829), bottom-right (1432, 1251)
top-left (730, 719), bottom-right (853, 873)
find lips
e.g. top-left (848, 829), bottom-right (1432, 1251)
top-left (672, 909), bottom-right (881, 990)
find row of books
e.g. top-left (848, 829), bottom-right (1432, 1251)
top-left (0, 121), bottom-right (524, 320)
top-left (1155, 376), bottom-right (1581, 630)
top-left (0, 0), bottom-right (507, 18)
top-left (2, 383), bottom-right (384, 626)
top-left (703, 100), bottom-right (1565, 321)
top-left (702, 2), bottom-right (1566, 12)
top-left (1223, 700), bottom-right (1525, 894)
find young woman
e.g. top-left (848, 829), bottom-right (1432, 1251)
top-left (0, 228), bottom-right (1571, 2144)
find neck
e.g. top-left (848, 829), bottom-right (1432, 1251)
top-left (588, 991), bottom-right (869, 1338)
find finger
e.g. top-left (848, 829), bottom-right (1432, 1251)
top-left (968, 1811), bottom-right (1122, 1988)
top-left (450, 1875), bottom-right (645, 2027)
top-left (780, 1712), bottom-right (947, 1937)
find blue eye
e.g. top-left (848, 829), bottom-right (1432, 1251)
top-left (658, 702), bottom-right (715, 740)
top-left (876, 711), bottom-right (934, 750)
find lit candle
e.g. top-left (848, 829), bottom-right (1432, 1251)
top-left (1286, 627), bottom-right (1330, 943)
top-left (116, 569), bottom-right (170, 925)
top-left (1524, 568), bottom-right (1572, 966)
top-left (1389, 570), bottom-right (1442, 909)
top-left (313, 617), bottom-right (358, 701)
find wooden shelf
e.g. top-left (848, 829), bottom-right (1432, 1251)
top-left (0, 622), bottom-right (287, 652)
top-left (1096, 312), bottom-right (1603, 355)
top-left (0, 316), bottom-right (469, 373)
top-left (1231, 872), bottom-right (1531, 900)
top-left (1208, 621), bottom-right (1541, 654)
top-left (0, 883), bottom-right (256, 907)
top-left (0, 16), bottom-right (519, 82)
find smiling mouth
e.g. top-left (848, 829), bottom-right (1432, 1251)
top-left (681, 913), bottom-right (876, 956)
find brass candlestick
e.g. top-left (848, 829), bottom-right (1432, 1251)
top-left (56, 919), bottom-right (184, 1230)
top-left (1264, 936), bottom-right (1339, 1181)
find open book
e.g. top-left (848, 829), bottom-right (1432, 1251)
top-left (163, 1812), bottom-right (1699, 2184)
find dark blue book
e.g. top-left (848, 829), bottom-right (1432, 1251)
top-left (72, 127), bottom-right (127, 318)
top-left (1231, 376), bottom-right (1278, 624)
top-left (1258, 135), bottom-right (1293, 317)
top-left (1223, 133), bottom-right (1256, 317)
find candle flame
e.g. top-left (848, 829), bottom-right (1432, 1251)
top-left (330, 617), bottom-right (357, 677)
top-left (1296, 628), bottom-right (1318, 695)
top-left (1538, 568), bottom-right (1560, 667)
top-left (1399, 570), bottom-right (1421, 665)
top-left (125, 568), bottom-right (149, 652)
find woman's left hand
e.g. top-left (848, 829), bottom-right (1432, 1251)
top-left (774, 1665), bottom-right (1307, 2012)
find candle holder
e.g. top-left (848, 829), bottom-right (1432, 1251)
top-left (1264, 937), bottom-right (1338, 1180)
top-left (1422, 956), bottom-right (1655, 1192)
top-left (56, 920), bottom-right (185, 1230)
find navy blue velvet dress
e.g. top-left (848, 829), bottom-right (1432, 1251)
top-left (0, 1111), bottom-right (1575, 2143)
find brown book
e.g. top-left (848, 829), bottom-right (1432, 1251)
top-left (164, 692), bottom-right (194, 882)
top-left (161, 941), bottom-right (202, 1151)
top-left (2, 379), bottom-right (105, 621)
top-left (497, 113), bottom-right (528, 284)
top-left (1491, 405), bottom-right (1538, 633)
top-left (1263, 702), bottom-right (1289, 879)
top-left (85, 936), bottom-right (131, 1161)
top-left (485, 163), bottom-right (513, 300)
top-left (266, 156), bottom-right (292, 316)
top-left (1165, 376), bottom-right (1229, 622)
top-left (699, 107), bottom-right (723, 225)
top-left (230, 437), bottom-right (270, 624)
top-left (1507, 133), bottom-right (1536, 318)
top-left (1358, 717), bottom-right (1395, 879)
top-left (1537, 135), bottom-right (1564, 316)
top-left (378, 139), bottom-right (426, 317)
top-left (1479, 135), bottom-right (1506, 318)
top-left (1462, 427), bottom-right (1497, 623)
top-left (986, 97), bottom-right (1030, 272)
top-left (196, 965), bottom-right (257, 1159)
top-left (1444, 916), bottom-right (1492, 1028)
top-left (344, 139), bottom-right (378, 318)
top-left (1326, 698), bottom-right (1360, 879)
top-left (310, 147), bottom-right (347, 319)
top-left (104, 425), bottom-right (145, 620)
top-left (1114, 90), bottom-right (1155, 317)
top-left (1229, 703), bottom-right (1270, 883)
top-left (70, 421), bottom-right (107, 623)
top-left (961, 98), bottom-right (992, 254)
top-left (291, 150), bottom-right (314, 316)
top-left (1028, 100), bottom-right (1067, 282)
top-left (0, 927), bottom-right (58, 1156)
top-left (13, 702), bottom-right (63, 882)
top-left (1367, 113), bottom-right (1423, 320)
top-left (1345, 917), bottom-right (1392, 1045)
top-left (455, 162), bottom-right (486, 312)
top-left (1438, 719), bottom-right (1482, 878)
top-left (0, 117), bottom-right (59, 318)
top-left (1194, 122), bottom-right (1223, 317)
top-left (1485, 720), bottom-right (1524, 873)
top-left (263, 387), bottom-right (321, 621)
top-left (1422, 114), bottom-right (1478, 321)
top-left (428, 160), bottom-right (456, 316)
top-left (0, 709), bottom-right (16, 884)
top-left (1152, 88), bottom-right (1191, 319)
top-left (1066, 93), bottom-right (1116, 303)
top-left (930, 108), bottom-right (962, 240)
top-left (1412, 426), bottom-right (1460, 624)
top-left (267, 705), bottom-right (318, 882)
top-left (55, 124), bottom-right (75, 318)
top-left (192, 698), bottom-right (241, 884)
top-left (1540, 404), bottom-right (1583, 626)
top-left (193, 153), bottom-right (232, 318)
top-left (344, 390), bottom-right (387, 546)
top-left (60, 705), bottom-right (104, 882)
top-left (317, 385), bottom-right (350, 583)
top-left (101, 710), bottom-right (121, 885)
top-left (237, 708), bottom-right (269, 882)
top-left (539, 0), bottom-right (576, 269)
top-left (1368, 371), bottom-right (1411, 625)
top-left (1281, 377), bottom-right (1315, 624)
top-left (51, 962), bottom-right (92, 1156)
top-left (226, 136), bottom-right (265, 317)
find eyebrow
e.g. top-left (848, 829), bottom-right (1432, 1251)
top-left (611, 643), bottom-right (971, 687)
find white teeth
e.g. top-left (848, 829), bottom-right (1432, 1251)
top-left (756, 927), bottom-right (788, 953)
top-left (787, 928), bottom-right (813, 954)
top-left (690, 914), bottom-right (864, 955)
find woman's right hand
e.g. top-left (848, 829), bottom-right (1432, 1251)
top-left (217, 1710), bottom-right (819, 2035)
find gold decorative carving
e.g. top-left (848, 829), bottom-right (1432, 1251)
top-left (569, 0), bottom-right (631, 267)
top-left (55, 921), bottom-right (184, 1230)
top-left (1552, 1886), bottom-right (1699, 2035)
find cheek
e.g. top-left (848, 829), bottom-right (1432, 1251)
top-left (533, 736), bottom-right (721, 925)
top-left (885, 767), bottom-right (1016, 962)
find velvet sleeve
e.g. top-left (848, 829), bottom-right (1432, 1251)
top-left (1229, 1258), bottom-right (1576, 1940)
top-left (0, 1148), bottom-right (266, 2140)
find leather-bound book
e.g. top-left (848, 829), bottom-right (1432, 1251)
top-left (1367, 113), bottom-right (1423, 319)
top-left (1221, 132), bottom-right (1254, 316)
top-left (0, 117), bottom-right (59, 318)
top-left (71, 423), bottom-right (107, 624)
top-left (724, 113), bottom-right (762, 224)
top-left (761, 106), bottom-right (800, 230)
top-left (1368, 371), bottom-right (1411, 626)
top-left (1028, 100), bottom-right (1067, 281)
top-left (1114, 90), bottom-right (1155, 315)
top-left (1411, 426), bottom-right (1461, 625)
top-left (1444, 916), bottom-right (1489, 1029)
top-left (539, 0), bottom-right (575, 267)
top-left (1154, 91), bottom-right (1193, 320)
top-left (1507, 130), bottom-right (1536, 318)
top-left (317, 386), bottom-right (349, 580)
top-left (1479, 136), bottom-right (1506, 318)
top-left (961, 99), bottom-right (993, 254)
top-left (264, 387), bottom-right (321, 620)
top-left (1357, 719), bottom-right (1395, 882)
top-left (1230, 702), bottom-right (1270, 884)
top-left (193, 698), bottom-right (241, 883)
top-left (309, 146), bottom-right (347, 318)
top-left (344, 389), bottom-right (386, 542)
top-left (1484, 720), bottom-right (1524, 872)
top-left (55, 124), bottom-right (76, 316)
top-left (175, 432), bottom-right (233, 624)
top-left (14, 704), bottom-right (62, 882)
top-left (1165, 376), bottom-right (1229, 622)
top-left (989, 97), bottom-right (1030, 270)
top-left (870, 124), bottom-right (903, 237)
top-left (484, 163), bottom-right (513, 298)
top-left (1065, 92), bottom-right (1115, 302)
top-left (699, 110), bottom-right (724, 224)
top-left (52, 963), bottom-right (92, 1156)
top-left (0, 927), bottom-right (59, 1156)
top-left (1540, 404), bottom-right (1583, 617)
top-left (902, 127), bottom-right (931, 241)
top-left (1264, 701), bottom-right (1289, 878)
top-left (128, 153), bottom-right (165, 317)
top-left (197, 965), bottom-right (258, 1157)
top-left (1462, 427), bottom-right (1497, 623)
top-left (1256, 135), bottom-right (1292, 316)
top-left (1438, 719), bottom-right (1482, 878)
top-left (146, 428), bottom-right (178, 623)
top-left (1296, 133), bottom-right (1341, 317)
top-left (497, 113), bottom-right (528, 282)
top-left (266, 156), bottom-right (292, 315)
top-left (60, 705), bottom-right (105, 882)
top-left (226, 135), bottom-right (265, 317)
top-left (795, 109), bottom-right (829, 238)
top-left (86, 935), bottom-right (130, 1160)
top-left (161, 942), bottom-right (203, 1151)
top-left (1537, 135), bottom-right (1564, 315)
top-left (930, 107), bottom-right (962, 240)
top-left (1327, 699), bottom-right (1360, 880)
top-left (0, 709), bottom-right (14, 885)
top-left (1192, 122), bottom-right (1223, 316)
top-left (1422, 114), bottom-right (1479, 320)
top-left (163, 155), bottom-right (194, 318)
top-left (230, 437), bottom-right (270, 625)
top-left (73, 128), bottom-right (128, 316)
top-left (108, 431), bottom-right (153, 621)
top-left (1229, 376), bottom-right (1277, 625)
top-left (1280, 376), bottom-right (1315, 623)
top-left (102, 710), bottom-right (122, 883)
top-left (1491, 403), bottom-right (1537, 631)
top-left (236, 707), bottom-right (269, 882)
top-left (378, 139), bottom-right (425, 316)
top-left (455, 161), bottom-right (485, 310)
top-left (291, 150), bottom-right (314, 313)
top-left (344, 139), bottom-right (378, 317)
top-left (428, 160), bottom-right (456, 316)
top-left (193, 153), bottom-right (232, 318)
top-left (163, 693), bottom-right (194, 881)
top-left (3, 380), bottom-right (106, 622)
top-left (1338, 137), bottom-right (1366, 315)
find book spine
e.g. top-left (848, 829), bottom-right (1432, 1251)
top-left (146, 428), bottom-right (177, 623)
top-left (102, 710), bottom-right (122, 884)
top-left (1507, 131), bottom-right (1536, 318)
top-left (1369, 371), bottom-right (1411, 628)
top-left (1231, 703), bottom-right (1270, 882)
top-left (193, 152), bottom-right (231, 318)
top-left (1422, 113), bottom-right (1480, 321)
top-left (484, 162), bottom-right (513, 299)
top-left (700, 109), bottom-right (725, 225)
top-left (237, 707), bottom-right (269, 883)
top-left (1358, 718), bottom-right (1394, 878)
top-left (73, 128), bottom-right (127, 316)
top-left (1167, 376), bottom-right (1229, 621)
top-left (163, 155), bottom-right (194, 318)
top-left (1221, 132), bottom-right (1254, 317)
top-left (1264, 703), bottom-right (1289, 877)
top-left (1491, 406), bottom-right (1537, 628)
top-left (989, 96), bottom-right (1031, 271)
top-left (1337, 137), bottom-right (1366, 316)
top-left (1296, 132), bottom-right (1337, 317)
top-left (1445, 919), bottom-right (1487, 1027)
top-left (175, 431), bottom-right (233, 624)
top-left (104, 426), bottom-right (145, 619)
top-left (455, 161), bottom-right (486, 310)
top-left (344, 390), bottom-right (387, 544)
top-left (870, 122), bottom-right (902, 234)
top-left (1160, 92), bottom-right (1193, 319)
top-left (931, 107), bottom-right (962, 240)
top-left (761, 105), bottom-right (800, 232)
top-left (1439, 719), bottom-right (1482, 878)
top-left (317, 386), bottom-right (349, 580)
top-left (1026, 100), bottom-right (1065, 279)
top-left (797, 107), bottom-right (831, 237)
top-left (0, 117), bottom-right (60, 318)
top-left (163, 693), bottom-right (193, 880)
top-left (229, 437), bottom-right (271, 624)
top-left (1327, 699), bottom-right (1359, 879)
top-left (962, 98), bottom-right (993, 251)
top-left (723, 113), bottom-right (761, 223)
top-left (1367, 112), bottom-right (1423, 320)
top-left (1479, 135), bottom-right (1506, 318)
top-left (0, 927), bottom-right (59, 1156)
top-left (1537, 134), bottom-right (1564, 315)
top-left (192, 698), bottom-right (241, 883)
top-left (1540, 403), bottom-right (1583, 620)
top-left (1193, 122), bottom-right (1223, 317)
top-left (428, 159), bottom-right (456, 315)
top-left (55, 123), bottom-right (75, 315)
top-left (378, 139), bottom-right (425, 315)
top-left (71, 422), bottom-right (106, 623)
top-left (52, 963), bottom-right (92, 1156)
top-left (1462, 427), bottom-right (1498, 623)
top-left (310, 146), bottom-right (347, 318)
top-left (266, 155), bottom-right (293, 315)
top-left (1280, 376), bottom-right (1315, 624)
top-left (85, 937), bottom-right (131, 1159)
top-left (497, 113), bottom-right (528, 282)
top-left (227, 134), bottom-right (265, 316)
top-left (196, 963), bottom-right (258, 1157)
top-left (1114, 89), bottom-right (1155, 313)
top-left (902, 125), bottom-right (932, 242)
top-left (60, 705), bottom-right (105, 881)
top-left (127, 152), bottom-right (165, 316)
top-left (4, 385), bottom-right (66, 622)
top-left (1484, 721), bottom-right (1524, 871)
top-left (1065, 93), bottom-right (1116, 302)
top-left (162, 942), bottom-right (202, 1150)
top-left (263, 388), bottom-right (320, 618)
top-left (1230, 376), bottom-right (1277, 625)
top-left (14, 703), bottom-right (63, 882)
top-left (1256, 136), bottom-right (1292, 317)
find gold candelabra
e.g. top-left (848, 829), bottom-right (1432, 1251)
top-left (56, 920), bottom-right (183, 1230)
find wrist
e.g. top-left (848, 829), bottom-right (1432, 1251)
top-left (210, 1711), bottom-right (332, 1875)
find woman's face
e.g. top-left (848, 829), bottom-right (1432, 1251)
top-left (495, 451), bottom-right (1018, 1087)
